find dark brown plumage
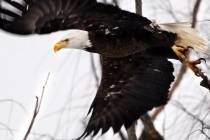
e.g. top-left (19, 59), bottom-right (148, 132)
top-left (0, 0), bottom-right (178, 139)
top-left (80, 54), bottom-right (174, 138)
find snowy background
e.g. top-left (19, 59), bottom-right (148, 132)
top-left (0, 0), bottom-right (210, 140)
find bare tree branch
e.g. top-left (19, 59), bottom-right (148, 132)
top-left (175, 101), bottom-right (210, 139)
top-left (191, 0), bottom-right (210, 90)
top-left (192, 0), bottom-right (202, 28)
top-left (135, 0), bottom-right (142, 15)
top-left (112, 0), bottom-right (119, 6)
top-left (23, 73), bottom-right (50, 140)
top-left (127, 122), bottom-right (137, 140)
top-left (0, 122), bottom-right (14, 138)
top-left (90, 55), bottom-right (100, 87)
top-left (139, 114), bottom-right (163, 140)
top-left (23, 97), bottom-right (39, 140)
top-left (0, 99), bottom-right (28, 114)
top-left (151, 0), bottom-right (204, 121)
top-left (119, 131), bottom-right (127, 140)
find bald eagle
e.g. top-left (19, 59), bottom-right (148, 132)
top-left (0, 0), bottom-right (209, 139)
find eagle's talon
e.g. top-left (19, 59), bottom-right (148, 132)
top-left (172, 45), bottom-right (206, 77)
top-left (187, 59), bottom-right (205, 77)
top-left (171, 45), bottom-right (195, 62)
top-left (188, 58), bottom-right (206, 65)
top-left (176, 46), bottom-right (189, 54)
top-left (198, 58), bottom-right (206, 64)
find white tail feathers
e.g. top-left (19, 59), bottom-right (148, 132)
top-left (159, 23), bottom-right (209, 55)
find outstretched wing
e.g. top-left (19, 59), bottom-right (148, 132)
top-left (79, 54), bottom-right (174, 139)
top-left (0, 0), bottom-right (96, 34)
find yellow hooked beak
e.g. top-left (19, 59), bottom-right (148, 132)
top-left (54, 40), bottom-right (68, 53)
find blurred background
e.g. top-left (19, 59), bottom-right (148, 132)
top-left (0, 0), bottom-right (210, 139)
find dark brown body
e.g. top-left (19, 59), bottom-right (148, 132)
top-left (0, 0), bottom-right (177, 138)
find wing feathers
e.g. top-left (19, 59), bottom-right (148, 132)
top-left (0, 7), bottom-right (21, 18)
top-left (78, 55), bottom-right (174, 139)
top-left (0, 0), bottom-right (97, 34)
top-left (4, 0), bottom-right (26, 12)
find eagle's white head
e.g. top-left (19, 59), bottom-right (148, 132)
top-left (54, 30), bottom-right (92, 53)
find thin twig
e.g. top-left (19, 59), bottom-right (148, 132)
top-left (23, 97), bottom-right (39, 140)
top-left (175, 101), bottom-right (210, 139)
top-left (0, 99), bottom-right (28, 113)
top-left (37, 73), bottom-right (50, 113)
top-left (0, 122), bottom-right (14, 138)
top-left (23, 73), bottom-right (50, 140)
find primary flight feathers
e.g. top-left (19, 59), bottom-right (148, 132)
top-left (0, 0), bottom-right (97, 34)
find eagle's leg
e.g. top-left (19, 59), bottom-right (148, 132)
top-left (171, 45), bottom-right (191, 61)
top-left (172, 45), bottom-right (206, 77)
